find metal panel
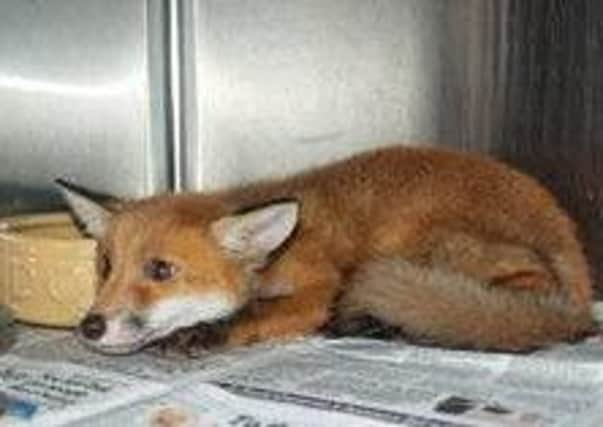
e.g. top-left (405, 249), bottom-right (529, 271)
top-left (179, 0), bottom-right (452, 190)
top-left (0, 0), bottom-right (170, 215)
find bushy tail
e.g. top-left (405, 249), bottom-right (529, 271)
top-left (336, 258), bottom-right (594, 351)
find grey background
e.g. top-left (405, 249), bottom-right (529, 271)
top-left (0, 0), bottom-right (170, 213)
top-left (176, 0), bottom-right (512, 190)
top-left (178, 0), bottom-right (447, 190)
top-left (0, 0), bottom-right (601, 293)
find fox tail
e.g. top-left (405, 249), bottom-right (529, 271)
top-left (336, 258), bottom-right (594, 351)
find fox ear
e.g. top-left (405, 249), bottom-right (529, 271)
top-left (55, 179), bottom-right (113, 239)
top-left (211, 200), bottom-right (299, 264)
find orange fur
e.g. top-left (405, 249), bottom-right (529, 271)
top-left (87, 145), bottom-right (594, 351)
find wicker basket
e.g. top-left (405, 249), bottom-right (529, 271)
top-left (0, 212), bottom-right (97, 327)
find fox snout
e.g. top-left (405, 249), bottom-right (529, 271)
top-left (76, 310), bottom-right (150, 354)
top-left (76, 294), bottom-right (241, 354)
top-left (79, 311), bottom-right (145, 342)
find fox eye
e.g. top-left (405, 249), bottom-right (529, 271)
top-left (98, 252), bottom-right (111, 280)
top-left (144, 258), bottom-right (177, 282)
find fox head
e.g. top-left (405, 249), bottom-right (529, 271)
top-left (56, 181), bottom-right (299, 354)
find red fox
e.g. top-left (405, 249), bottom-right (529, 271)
top-left (57, 145), bottom-right (594, 354)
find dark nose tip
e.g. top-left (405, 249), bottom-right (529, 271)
top-left (79, 313), bottom-right (106, 341)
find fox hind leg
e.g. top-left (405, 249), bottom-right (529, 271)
top-left (333, 231), bottom-right (592, 350)
top-left (424, 230), bottom-right (558, 291)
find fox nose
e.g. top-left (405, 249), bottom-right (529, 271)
top-left (79, 313), bottom-right (107, 341)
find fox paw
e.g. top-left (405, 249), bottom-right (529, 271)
top-left (321, 315), bottom-right (401, 339)
top-left (152, 321), bottom-right (231, 358)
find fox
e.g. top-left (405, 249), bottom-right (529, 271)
top-left (57, 145), bottom-right (595, 355)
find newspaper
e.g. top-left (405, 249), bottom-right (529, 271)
top-left (0, 303), bottom-right (602, 427)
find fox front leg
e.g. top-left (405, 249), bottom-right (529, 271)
top-left (223, 256), bottom-right (341, 347)
top-left (152, 287), bottom-right (332, 356)
top-left (152, 318), bottom-right (234, 357)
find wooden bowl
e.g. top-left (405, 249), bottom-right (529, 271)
top-left (0, 212), bottom-right (97, 327)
